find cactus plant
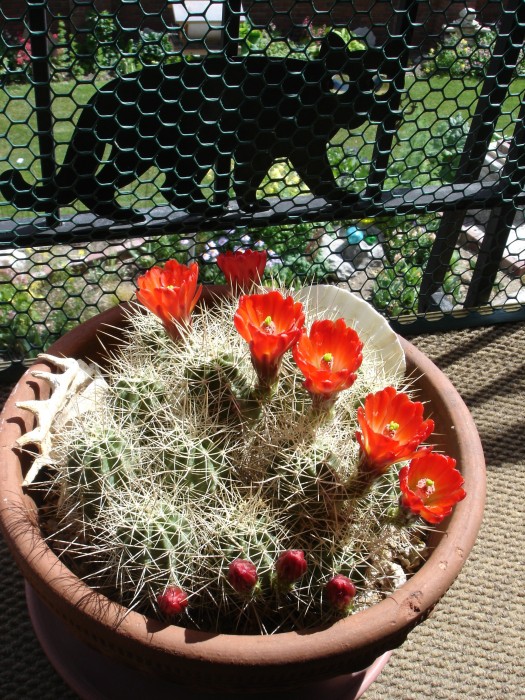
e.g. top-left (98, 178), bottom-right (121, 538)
top-left (27, 254), bottom-right (465, 635)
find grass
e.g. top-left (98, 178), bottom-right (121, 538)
top-left (0, 69), bottom-right (523, 361)
top-left (1, 73), bottom-right (523, 222)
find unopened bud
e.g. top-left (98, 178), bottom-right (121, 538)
top-left (275, 550), bottom-right (307, 585)
top-left (325, 574), bottom-right (356, 613)
top-left (157, 586), bottom-right (189, 616)
top-left (228, 558), bottom-right (258, 594)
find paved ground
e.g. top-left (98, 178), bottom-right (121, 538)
top-left (505, 215), bottom-right (525, 262)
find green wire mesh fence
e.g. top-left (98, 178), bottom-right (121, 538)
top-left (0, 0), bottom-right (524, 377)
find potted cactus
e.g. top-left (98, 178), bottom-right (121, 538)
top-left (0, 250), bottom-right (485, 698)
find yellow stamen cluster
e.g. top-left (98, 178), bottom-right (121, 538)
top-left (417, 477), bottom-right (436, 496)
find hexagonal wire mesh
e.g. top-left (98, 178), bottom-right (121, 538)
top-left (0, 0), bottom-right (524, 377)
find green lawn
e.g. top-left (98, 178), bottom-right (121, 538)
top-left (1, 73), bottom-right (524, 222)
top-left (1, 70), bottom-right (523, 360)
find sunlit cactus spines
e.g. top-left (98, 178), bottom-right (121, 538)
top-left (37, 254), bottom-right (463, 635)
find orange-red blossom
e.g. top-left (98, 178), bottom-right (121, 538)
top-left (234, 290), bottom-right (305, 388)
top-left (292, 319), bottom-right (363, 405)
top-left (399, 450), bottom-right (466, 524)
top-left (217, 249), bottom-right (267, 292)
top-left (136, 259), bottom-right (202, 341)
top-left (356, 386), bottom-right (435, 474)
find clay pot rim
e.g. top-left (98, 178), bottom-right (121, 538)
top-left (0, 295), bottom-right (486, 671)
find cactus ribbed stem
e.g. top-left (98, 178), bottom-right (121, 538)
top-left (47, 291), bottom-right (429, 634)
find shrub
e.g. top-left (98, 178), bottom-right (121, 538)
top-left (0, 254), bottom-right (136, 363)
top-left (421, 30), bottom-right (497, 78)
top-left (136, 29), bottom-right (179, 67)
top-left (50, 20), bottom-right (73, 76)
top-left (424, 113), bottom-right (469, 182)
top-left (238, 19), bottom-right (364, 60)
top-left (372, 213), bottom-right (464, 316)
top-left (0, 30), bottom-right (33, 83)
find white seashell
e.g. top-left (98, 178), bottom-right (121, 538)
top-left (294, 285), bottom-right (405, 378)
top-left (16, 354), bottom-right (108, 486)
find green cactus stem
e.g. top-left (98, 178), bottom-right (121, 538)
top-left (45, 290), bottom-right (430, 634)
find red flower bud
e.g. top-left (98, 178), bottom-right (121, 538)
top-left (228, 558), bottom-right (258, 594)
top-left (325, 574), bottom-right (356, 613)
top-left (275, 550), bottom-right (307, 585)
top-left (217, 249), bottom-right (267, 292)
top-left (156, 586), bottom-right (189, 616)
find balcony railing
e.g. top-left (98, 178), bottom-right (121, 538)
top-left (0, 0), bottom-right (524, 379)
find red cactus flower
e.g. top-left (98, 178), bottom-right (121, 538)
top-left (356, 386), bottom-right (435, 474)
top-left (136, 259), bottom-right (201, 340)
top-left (399, 450), bottom-right (466, 524)
top-left (228, 558), bottom-right (258, 594)
top-left (325, 574), bottom-right (356, 613)
top-left (234, 291), bottom-right (305, 387)
top-left (275, 550), bottom-right (307, 585)
top-left (292, 319), bottom-right (363, 402)
top-left (157, 586), bottom-right (189, 616)
top-left (217, 249), bottom-right (267, 292)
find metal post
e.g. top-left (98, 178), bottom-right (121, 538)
top-left (418, 0), bottom-right (525, 312)
top-left (464, 97), bottom-right (525, 307)
top-left (213, 0), bottom-right (242, 208)
top-left (364, 0), bottom-right (418, 202)
top-left (27, 0), bottom-right (59, 227)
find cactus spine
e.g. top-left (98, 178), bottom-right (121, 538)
top-left (48, 290), bottom-right (427, 634)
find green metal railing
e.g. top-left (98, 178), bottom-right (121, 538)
top-left (0, 0), bottom-right (524, 378)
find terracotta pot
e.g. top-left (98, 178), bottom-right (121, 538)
top-left (0, 288), bottom-right (485, 696)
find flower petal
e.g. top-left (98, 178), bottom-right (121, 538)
top-left (293, 319), bottom-right (363, 399)
top-left (356, 387), bottom-right (435, 473)
top-left (234, 291), bottom-right (304, 387)
top-left (399, 451), bottom-right (466, 523)
top-left (136, 260), bottom-right (201, 339)
top-left (217, 249), bottom-right (267, 292)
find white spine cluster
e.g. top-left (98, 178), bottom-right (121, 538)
top-left (44, 291), bottom-right (428, 634)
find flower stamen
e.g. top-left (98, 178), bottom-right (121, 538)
top-left (261, 316), bottom-right (276, 333)
top-left (321, 352), bottom-right (333, 368)
top-left (416, 477), bottom-right (436, 496)
top-left (384, 420), bottom-right (400, 437)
